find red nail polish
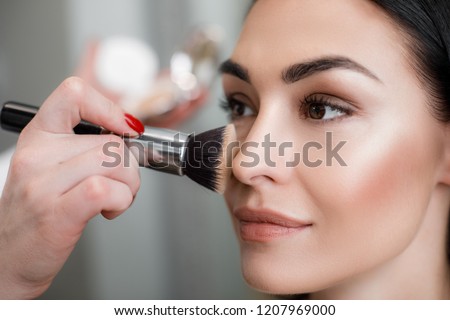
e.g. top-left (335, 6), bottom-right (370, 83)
top-left (124, 113), bottom-right (145, 135)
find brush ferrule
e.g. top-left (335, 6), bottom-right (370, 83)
top-left (125, 127), bottom-right (190, 176)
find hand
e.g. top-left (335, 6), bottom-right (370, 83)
top-left (0, 77), bottom-right (141, 299)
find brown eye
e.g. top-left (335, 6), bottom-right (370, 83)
top-left (233, 102), bottom-right (248, 117)
top-left (302, 95), bottom-right (351, 122)
top-left (308, 104), bottom-right (326, 119)
top-left (220, 97), bottom-right (255, 120)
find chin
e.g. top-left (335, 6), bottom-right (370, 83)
top-left (238, 240), bottom-right (359, 297)
top-left (239, 250), bottom-right (319, 295)
top-left (241, 264), bottom-right (313, 295)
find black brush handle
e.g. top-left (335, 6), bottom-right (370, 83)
top-left (0, 101), bottom-right (103, 135)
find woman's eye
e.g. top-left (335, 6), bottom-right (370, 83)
top-left (308, 103), bottom-right (345, 120)
top-left (302, 95), bottom-right (352, 122)
top-left (220, 97), bottom-right (255, 120)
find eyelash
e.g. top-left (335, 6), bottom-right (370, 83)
top-left (299, 94), bottom-right (353, 122)
top-left (219, 97), bottom-right (255, 120)
top-left (219, 94), bottom-right (353, 122)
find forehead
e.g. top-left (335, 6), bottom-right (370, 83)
top-left (232, 0), bottom-right (408, 85)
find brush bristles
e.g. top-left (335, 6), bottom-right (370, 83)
top-left (184, 124), bottom-right (236, 193)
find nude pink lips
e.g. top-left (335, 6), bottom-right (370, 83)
top-left (233, 207), bottom-right (312, 242)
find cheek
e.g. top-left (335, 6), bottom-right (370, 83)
top-left (302, 123), bottom-right (441, 271)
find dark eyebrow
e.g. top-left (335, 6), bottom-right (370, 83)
top-left (282, 56), bottom-right (382, 84)
top-left (219, 59), bottom-right (251, 83)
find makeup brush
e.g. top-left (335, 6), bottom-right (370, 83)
top-left (0, 101), bottom-right (236, 194)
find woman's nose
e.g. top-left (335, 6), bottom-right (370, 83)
top-left (231, 116), bottom-right (295, 187)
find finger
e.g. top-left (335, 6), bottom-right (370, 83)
top-left (42, 137), bottom-right (140, 196)
top-left (21, 133), bottom-right (131, 167)
top-left (30, 77), bottom-right (142, 136)
top-left (56, 176), bottom-right (134, 227)
top-left (101, 195), bottom-right (135, 220)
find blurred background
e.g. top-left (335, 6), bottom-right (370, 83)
top-left (0, 0), bottom-right (266, 299)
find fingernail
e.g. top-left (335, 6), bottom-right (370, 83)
top-left (124, 113), bottom-right (145, 135)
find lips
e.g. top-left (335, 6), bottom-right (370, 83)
top-left (233, 207), bottom-right (312, 242)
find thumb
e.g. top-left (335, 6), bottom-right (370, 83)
top-left (31, 77), bottom-right (144, 136)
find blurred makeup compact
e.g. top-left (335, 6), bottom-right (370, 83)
top-left (94, 36), bottom-right (159, 109)
top-left (94, 26), bottom-right (224, 126)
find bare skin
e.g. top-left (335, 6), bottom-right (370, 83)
top-left (223, 0), bottom-right (450, 299)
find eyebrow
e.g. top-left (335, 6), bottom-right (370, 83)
top-left (219, 59), bottom-right (251, 83)
top-left (219, 56), bottom-right (382, 85)
top-left (282, 56), bottom-right (381, 84)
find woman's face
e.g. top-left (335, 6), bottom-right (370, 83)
top-left (222, 0), bottom-right (448, 294)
